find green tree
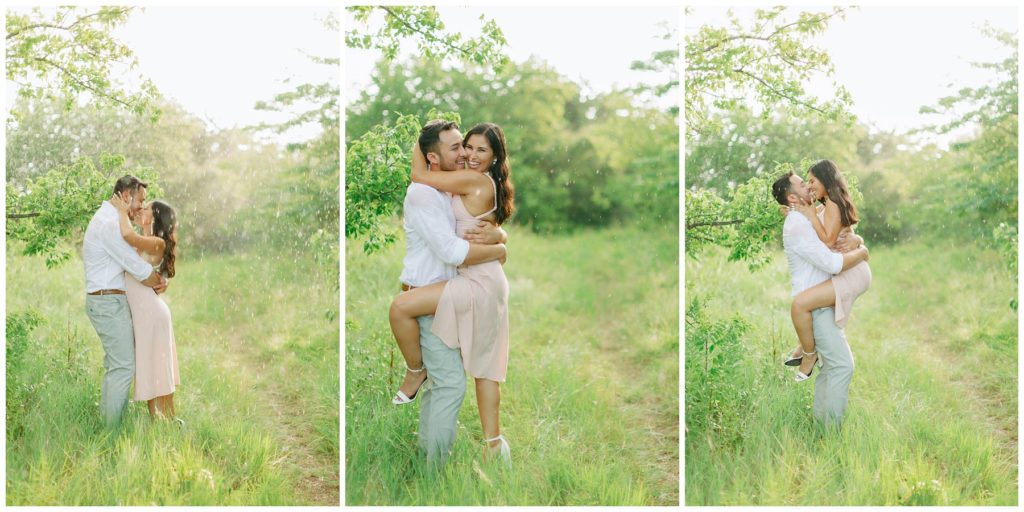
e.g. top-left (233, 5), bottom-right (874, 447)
top-left (917, 24), bottom-right (1017, 136)
top-left (345, 7), bottom-right (508, 251)
top-left (6, 6), bottom-right (160, 120)
top-left (345, 110), bottom-right (458, 254)
top-left (685, 6), bottom-right (853, 140)
top-left (6, 95), bottom-right (291, 253)
top-left (686, 159), bottom-right (861, 271)
top-left (346, 6), bottom-right (508, 69)
top-left (251, 12), bottom-right (340, 316)
top-left (347, 57), bottom-right (678, 234)
top-left (685, 105), bottom-right (863, 195)
top-left (6, 95), bottom-right (195, 186)
top-left (630, 23), bottom-right (679, 114)
top-left (915, 24), bottom-right (1017, 278)
top-left (347, 9), bottom-right (678, 244)
top-left (5, 6), bottom-right (166, 269)
top-left (6, 154), bottom-right (162, 268)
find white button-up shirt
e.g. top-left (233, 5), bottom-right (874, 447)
top-left (783, 212), bottom-right (843, 296)
top-left (82, 201), bottom-right (154, 293)
top-left (399, 183), bottom-right (470, 288)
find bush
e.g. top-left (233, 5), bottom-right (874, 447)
top-left (6, 309), bottom-right (45, 441)
top-left (684, 296), bottom-right (752, 448)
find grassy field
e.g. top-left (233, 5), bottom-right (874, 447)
top-left (6, 245), bottom-right (339, 505)
top-left (685, 240), bottom-right (1018, 505)
top-left (345, 226), bottom-right (679, 505)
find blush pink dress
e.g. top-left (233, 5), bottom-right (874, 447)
top-left (431, 178), bottom-right (510, 382)
top-left (125, 262), bottom-right (180, 401)
top-left (819, 211), bottom-right (872, 328)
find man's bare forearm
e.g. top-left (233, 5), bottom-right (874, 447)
top-left (492, 226), bottom-right (507, 244)
top-left (840, 246), bottom-right (868, 271)
top-left (462, 243), bottom-right (506, 265)
top-left (463, 222), bottom-right (508, 245)
top-left (839, 233), bottom-right (864, 253)
top-left (140, 270), bottom-right (162, 287)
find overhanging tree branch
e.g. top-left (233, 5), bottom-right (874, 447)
top-left (32, 56), bottom-right (135, 110)
top-left (6, 8), bottom-right (131, 40)
top-left (379, 6), bottom-right (476, 59)
top-left (686, 219), bottom-right (743, 229)
top-left (696, 12), bottom-right (840, 54)
top-left (7, 212), bottom-right (41, 219)
top-left (733, 67), bottom-right (828, 116)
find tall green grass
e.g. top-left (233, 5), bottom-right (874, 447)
top-left (685, 240), bottom-right (1017, 505)
top-left (6, 246), bottom-right (339, 505)
top-left (346, 226), bottom-right (679, 505)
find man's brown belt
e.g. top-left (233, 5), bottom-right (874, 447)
top-left (88, 289), bottom-right (126, 295)
top-left (401, 283), bottom-right (416, 292)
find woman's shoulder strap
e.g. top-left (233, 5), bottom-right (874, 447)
top-left (476, 173), bottom-right (498, 218)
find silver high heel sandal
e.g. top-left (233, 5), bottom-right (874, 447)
top-left (392, 364), bottom-right (427, 405)
top-left (484, 434), bottom-right (511, 463)
top-left (783, 345), bottom-right (803, 366)
top-left (794, 350), bottom-right (822, 382)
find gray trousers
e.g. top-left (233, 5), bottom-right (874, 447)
top-left (416, 315), bottom-right (466, 465)
top-left (811, 307), bottom-right (854, 427)
top-left (85, 295), bottom-right (135, 427)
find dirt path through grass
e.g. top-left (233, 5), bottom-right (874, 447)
top-left (223, 334), bottom-right (338, 505)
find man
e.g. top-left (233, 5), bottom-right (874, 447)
top-left (83, 175), bottom-right (168, 427)
top-left (401, 120), bottom-right (507, 464)
top-left (772, 171), bottom-right (869, 427)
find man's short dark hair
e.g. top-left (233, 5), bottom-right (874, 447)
top-left (418, 120), bottom-right (459, 160)
top-left (113, 175), bottom-right (148, 196)
top-left (771, 171), bottom-right (795, 206)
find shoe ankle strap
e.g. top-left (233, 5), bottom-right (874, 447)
top-left (406, 365), bottom-right (426, 373)
top-left (483, 434), bottom-right (505, 443)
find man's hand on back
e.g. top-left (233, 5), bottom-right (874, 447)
top-left (835, 232), bottom-right (864, 253)
top-left (153, 275), bottom-right (168, 294)
top-left (463, 221), bottom-right (507, 245)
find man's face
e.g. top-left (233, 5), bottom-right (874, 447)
top-left (429, 128), bottom-right (467, 172)
top-left (788, 175), bottom-right (813, 205)
top-left (123, 187), bottom-right (146, 221)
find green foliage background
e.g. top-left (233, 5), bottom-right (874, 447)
top-left (345, 6), bottom-right (679, 245)
top-left (343, 6), bottom-right (680, 505)
top-left (5, 7), bottom-right (340, 505)
top-left (346, 58), bottom-right (678, 236)
top-left (684, 8), bottom-right (1018, 505)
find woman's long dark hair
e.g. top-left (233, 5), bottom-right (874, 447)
top-left (808, 159), bottom-right (859, 227)
top-left (464, 123), bottom-right (515, 225)
top-left (150, 200), bottom-right (178, 278)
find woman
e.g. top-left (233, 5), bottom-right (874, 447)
top-left (785, 159), bottom-right (872, 381)
top-left (389, 122), bottom-right (515, 460)
top-left (110, 196), bottom-right (181, 420)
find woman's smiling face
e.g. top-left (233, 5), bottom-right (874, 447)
top-left (806, 172), bottom-right (826, 201)
top-left (464, 134), bottom-right (494, 171)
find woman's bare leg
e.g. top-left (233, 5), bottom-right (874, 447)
top-left (475, 378), bottom-right (501, 455)
top-left (155, 393), bottom-right (175, 418)
top-left (389, 282), bottom-right (447, 397)
top-left (147, 399), bottom-right (158, 419)
top-left (792, 279), bottom-right (836, 375)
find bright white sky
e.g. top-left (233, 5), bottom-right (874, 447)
top-left (6, 6), bottom-right (339, 145)
top-left (686, 5), bottom-right (1019, 147)
top-left (345, 6), bottom-right (678, 109)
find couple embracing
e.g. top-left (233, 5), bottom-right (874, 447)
top-left (84, 176), bottom-right (181, 427)
top-left (387, 119), bottom-right (515, 465)
top-left (773, 160), bottom-right (872, 427)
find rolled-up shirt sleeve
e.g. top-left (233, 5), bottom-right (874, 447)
top-left (101, 220), bottom-right (154, 281)
top-left (785, 215), bottom-right (843, 275)
top-left (406, 187), bottom-right (470, 266)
